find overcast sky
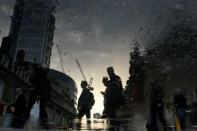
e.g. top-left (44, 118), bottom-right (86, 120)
top-left (0, 0), bottom-right (196, 114)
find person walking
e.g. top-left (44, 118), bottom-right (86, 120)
top-left (11, 88), bottom-right (27, 128)
top-left (25, 65), bottom-right (51, 122)
top-left (174, 90), bottom-right (187, 129)
top-left (78, 81), bottom-right (95, 119)
top-left (102, 67), bottom-right (123, 118)
top-left (147, 80), bottom-right (167, 131)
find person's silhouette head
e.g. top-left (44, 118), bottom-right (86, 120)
top-left (15, 88), bottom-right (22, 95)
top-left (81, 81), bottom-right (88, 89)
top-left (107, 66), bottom-right (115, 76)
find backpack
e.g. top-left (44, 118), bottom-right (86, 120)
top-left (89, 92), bottom-right (95, 107)
top-left (78, 89), bottom-right (95, 109)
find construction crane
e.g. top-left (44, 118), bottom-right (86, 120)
top-left (89, 77), bottom-right (93, 87)
top-left (88, 77), bottom-right (94, 91)
top-left (76, 59), bottom-right (94, 90)
top-left (76, 59), bottom-right (87, 81)
top-left (56, 44), bottom-right (65, 73)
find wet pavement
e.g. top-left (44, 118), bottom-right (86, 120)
top-left (0, 113), bottom-right (147, 131)
top-left (0, 117), bottom-right (197, 131)
top-left (1, 108), bottom-right (197, 131)
top-left (0, 102), bottom-right (147, 130)
top-left (0, 118), bottom-right (142, 131)
top-left (73, 118), bottom-right (134, 131)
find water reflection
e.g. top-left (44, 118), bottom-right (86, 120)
top-left (73, 118), bottom-right (131, 131)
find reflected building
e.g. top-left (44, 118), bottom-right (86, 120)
top-left (0, 0), bottom-right (79, 128)
top-left (0, 53), bottom-right (78, 127)
top-left (9, 0), bottom-right (57, 68)
top-left (48, 69), bottom-right (78, 125)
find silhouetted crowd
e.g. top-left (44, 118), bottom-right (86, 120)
top-left (3, 65), bottom-right (188, 131)
top-left (77, 66), bottom-right (188, 131)
top-left (77, 66), bottom-right (124, 120)
top-left (5, 65), bottom-right (51, 128)
top-left (146, 80), bottom-right (187, 131)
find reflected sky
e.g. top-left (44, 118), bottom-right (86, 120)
top-left (0, 0), bottom-right (196, 114)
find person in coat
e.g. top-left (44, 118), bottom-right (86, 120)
top-left (11, 88), bottom-right (27, 128)
top-left (174, 91), bottom-right (187, 129)
top-left (78, 81), bottom-right (95, 119)
top-left (147, 80), bottom-right (167, 131)
top-left (102, 67), bottom-right (124, 118)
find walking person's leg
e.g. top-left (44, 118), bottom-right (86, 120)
top-left (178, 108), bottom-right (186, 129)
top-left (108, 107), bottom-right (116, 118)
top-left (39, 99), bottom-right (48, 120)
top-left (25, 95), bottom-right (37, 118)
top-left (158, 107), bottom-right (167, 131)
top-left (150, 105), bottom-right (159, 131)
top-left (86, 109), bottom-right (91, 119)
top-left (78, 109), bottom-right (85, 119)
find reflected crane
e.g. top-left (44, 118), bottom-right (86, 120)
top-left (56, 44), bottom-right (65, 73)
top-left (76, 59), bottom-right (87, 81)
top-left (76, 59), bottom-right (94, 90)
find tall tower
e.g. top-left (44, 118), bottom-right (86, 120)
top-left (9, 0), bottom-right (57, 67)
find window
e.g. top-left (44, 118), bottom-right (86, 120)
top-left (20, 29), bottom-right (44, 38)
top-left (18, 39), bottom-right (43, 50)
top-left (22, 9), bottom-right (45, 27)
top-left (24, 50), bottom-right (42, 62)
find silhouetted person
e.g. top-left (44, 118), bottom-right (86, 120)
top-left (78, 81), bottom-right (95, 119)
top-left (147, 80), bottom-right (167, 131)
top-left (102, 67), bottom-right (123, 118)
top-left (11, 88), bottom-right (27, 128)
top-left (174, 91), bottom-right (187, 129)
top-left (101, 77), bottom-right (109, 118)
top-left (25, 65), bottom-right (51, 121)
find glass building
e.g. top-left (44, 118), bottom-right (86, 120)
top-left (9, 0), bottom-right (57, 67)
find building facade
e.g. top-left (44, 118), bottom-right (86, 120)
top-left (0, 53), bottom-right (77, 127)
top-left (9, 0), bottom-right (56, 68)
top-left (47, 69), bottom-right (78, 125)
